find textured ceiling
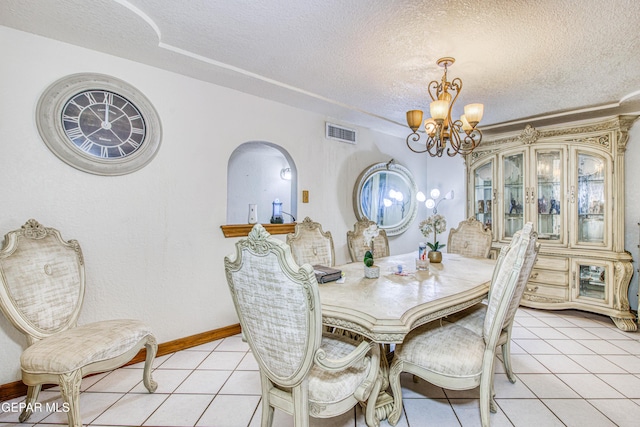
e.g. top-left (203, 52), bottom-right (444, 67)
top-left (2, 0), bottom-right (640, 137)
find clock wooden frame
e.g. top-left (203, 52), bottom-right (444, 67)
top-left (36, 73), bottom-right (162, 176)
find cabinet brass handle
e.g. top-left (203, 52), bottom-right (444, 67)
top-left (530, 272), bottom-right (539, 279)
top-left (526, 286), bottom-right (539, 292)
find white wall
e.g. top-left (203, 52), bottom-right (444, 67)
top-left (0, 26), bottom-right (428, 384)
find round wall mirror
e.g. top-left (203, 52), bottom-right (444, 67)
top-left (353, 161), bottom-right (418, 236)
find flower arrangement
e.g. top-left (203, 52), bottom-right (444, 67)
top-left (419, 214), bottom-right (447, 252)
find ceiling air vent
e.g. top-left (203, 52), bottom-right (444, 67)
top-left (325, 122), bottom-right (357, 144)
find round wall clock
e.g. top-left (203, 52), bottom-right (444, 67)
top-left (36, 73), bottom-right (162, 176)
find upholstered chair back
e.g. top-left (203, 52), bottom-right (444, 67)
top-left (447, 217), bottom-right (493, 258)
top-left (0, 219), bottom-right (84, 344)
top-left (286, 216), bottom-right (335, 267)
top-left (225, 224), bottom-right (322, 386)
top-left (483, 222), bottom-right (538, 342)
top-left (346, 219), bottom-right (389, 263)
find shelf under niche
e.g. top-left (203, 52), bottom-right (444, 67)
top-left (220, 223), bottom-right (296, 238)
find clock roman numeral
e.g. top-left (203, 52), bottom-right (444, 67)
top-left (63, 114), bottom-right (79, 124)
top-left (78, 139), bottom-right (94, 152)
top-left (83, 92), bottom-right (99, 105)
top-left (65, 127), bottom-right (84, 140)
top-left (68, 99), bottom-right (85, 110)
top-left (131, 126), bottom-right (144, 135)
top-left (126, 138), bottom-right (141, 149)
top-left (100, 146), bottom-right (109, 158)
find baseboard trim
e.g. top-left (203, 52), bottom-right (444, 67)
top-left (0, 323), bottom-right (241, 402)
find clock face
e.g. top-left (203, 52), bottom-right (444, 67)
top-left (36, 73), bottom-right (162, 176)
top-left (62, 90), bottom-right (146, 159)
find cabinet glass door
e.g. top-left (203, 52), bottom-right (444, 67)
top-left (503, 153), bottom-right (524, 238)
top-left (473, 160), bottom-right (493, 230)
top-left (573, 258), bottom-right (611, 306)
top-left (535, 150), bottom-right (562, 241)
top-left (577, 153), bottom-right (605, 244)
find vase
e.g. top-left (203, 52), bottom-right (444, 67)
top-left (428, 251), bottom-right (442, 263)
top-left (364, 265), bottom-right (380, 278)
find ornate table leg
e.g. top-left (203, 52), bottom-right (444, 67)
top-left (361, 343), bottom-right (396, 426)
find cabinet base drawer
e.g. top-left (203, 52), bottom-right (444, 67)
top-left (535, 255), bottom-right (569, 270)
top-left (529, 269), bottom-right (568, 286)
top-left (522, 282), bottom-right (568, 304)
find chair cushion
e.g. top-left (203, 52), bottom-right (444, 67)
top-left (308, 333), bottom-right (372, 404)
top-left (395, 321), bottom-right (485, 378)
top-left (445, 303), bottom-right (487, 335)
top-left (21, 319), bottom-right (152, 374)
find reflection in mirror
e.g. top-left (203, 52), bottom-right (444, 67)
top-left (353, 161), bottom-right (418, 236)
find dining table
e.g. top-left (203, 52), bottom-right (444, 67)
top-left (318, 251), bottom-right (496, 425)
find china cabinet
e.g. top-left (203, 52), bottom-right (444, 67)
top-left (467, 116), bottom-right (638, 331)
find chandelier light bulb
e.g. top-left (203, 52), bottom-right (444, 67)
top-left (464, 103), bottom-right (484, 126)
top-left (425, 199), bottom-right (436, 209)
top-left (430, 188), bottom-right (440, 199)
top-left (416, 191), bottom-right (426, 202)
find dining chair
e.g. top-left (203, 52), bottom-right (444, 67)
top-left (447, 216), bottom-right (493, 258)
top-left (286, 216), bottom-right (335, 267)
top-left (0, 219), bottom-right (157, 427)
top-left (346, 218), bottom-right (390, 263)
top-left (224, 224), bottom-right (382, 427)
top-left (388, 222), bottom-right (538, 427)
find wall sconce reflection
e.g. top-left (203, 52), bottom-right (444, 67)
top-left (419, 188), bottom-right (454, 214)
top-left (280, 167), bottom-right (292, 180)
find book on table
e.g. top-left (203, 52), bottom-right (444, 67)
top-left (313, 265), bottom-right (342, 283)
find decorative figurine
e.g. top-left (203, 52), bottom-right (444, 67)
top-left (549, 198), bottom-right (560, 214)
top-left (509, 198), bottom-right (522, 214)
top-left (538, 196), bottom-right (548, 214)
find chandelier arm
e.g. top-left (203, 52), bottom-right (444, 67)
top-left (427, 80), bottom-right (440, 102)
top-left (460, 129), bottom-right (483, 155)
top-left (405, 132), bottom-right (430, 153)
top-left (447, 123), bottom-right (464, 157)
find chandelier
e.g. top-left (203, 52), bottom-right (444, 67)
top-left (406, 57), bottom-right (484, 157)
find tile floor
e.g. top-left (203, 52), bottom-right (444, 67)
top-left (1, 308), bottom-right (640, 426)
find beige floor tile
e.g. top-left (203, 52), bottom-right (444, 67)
top-left (174, 369), bottom-right (232, 394)
top-left (542, 398), bottom-right (616, 427)
top-left (157, 350), bottom-right (210, 369)
top-left (495, 398), bottom-right (564, 426)
top-left (533, 354), bottom-right (589, 373)
top-left (568, 354), bottom-right (628, 373)
top-left (143, 394), bottom-right (213, 426)
top-left (587, 398), bottom-right (640, 427)
top-left (91, 393), bottom-right (168, 426)
top-left (196, 395), bottom-right (260, 427)
top-left (555, 374), bottom-right (625, 398)
top-left (199, 350), bottom-right (246, 370)
top-left (516, 374), bottom-right (581, 398)
top-left (596, 373), bottom-right (640, 398)
top-left (219, 370), bottom-right (262, 395)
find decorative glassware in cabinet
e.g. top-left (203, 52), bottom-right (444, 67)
top-left (503, 153), bottom-right (524, 238)
top-left (578, 264), bottom-right (606, 301)
top-left (536, 151), bottom-right (562, 241)
top-left (577, 153), bottom-right (605, 243)
top-left (474, 161), bottom-right (493, 230)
